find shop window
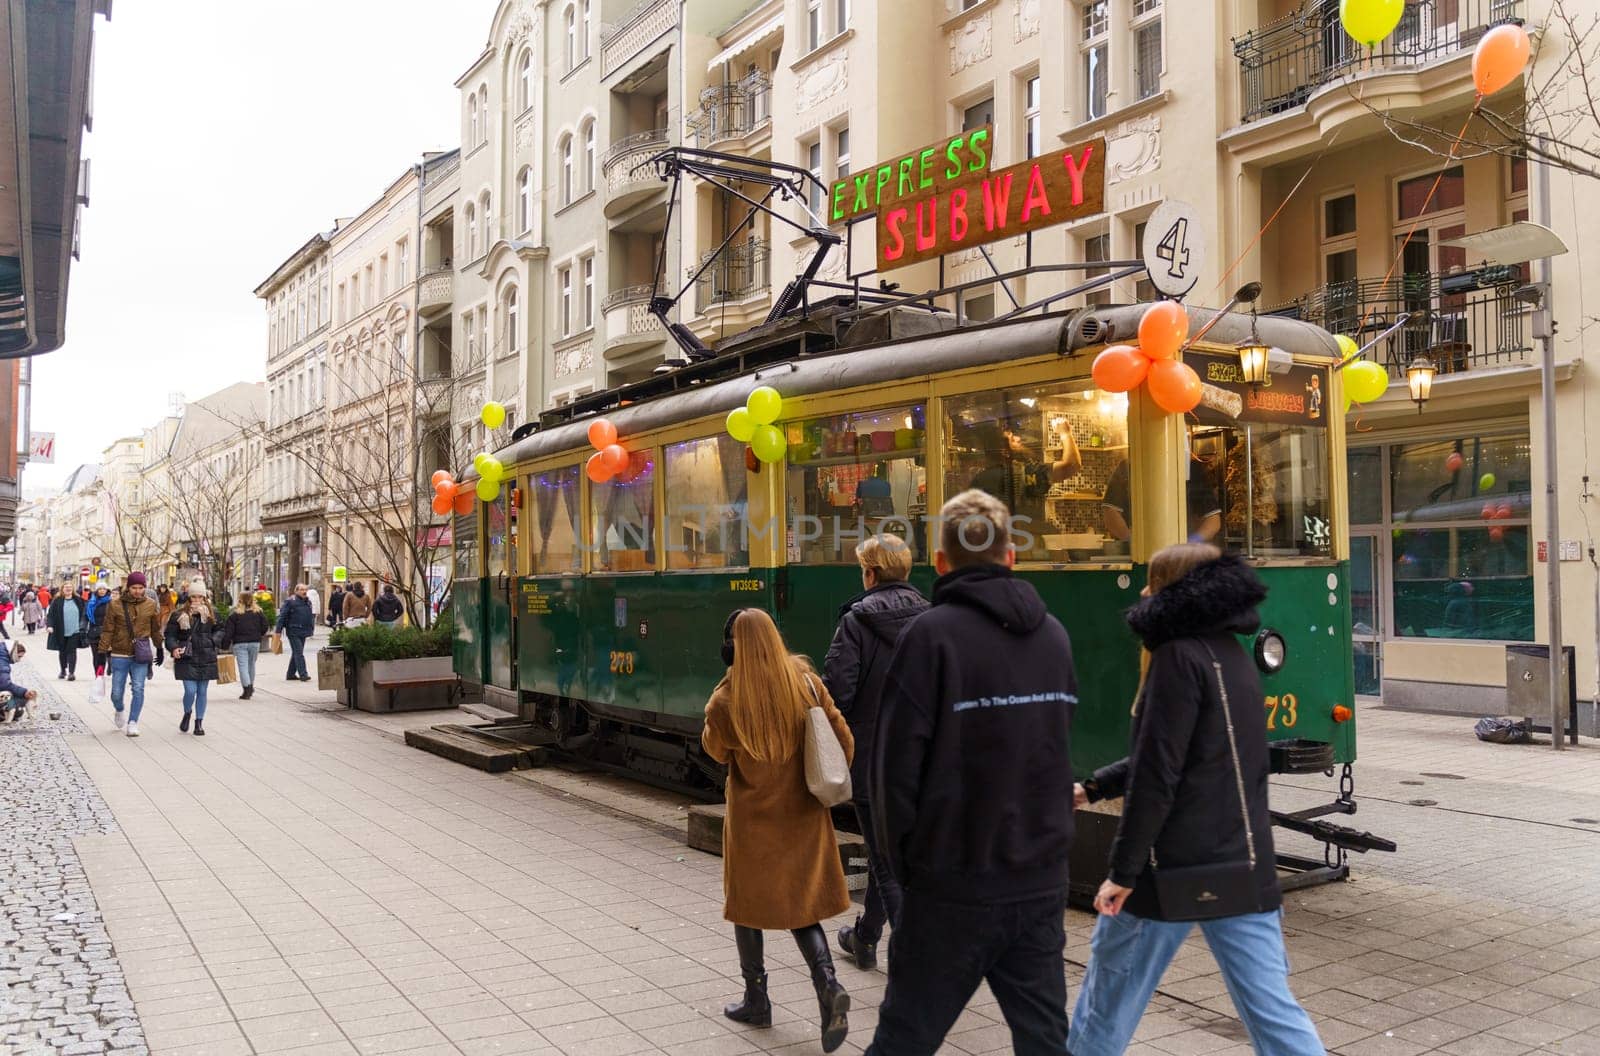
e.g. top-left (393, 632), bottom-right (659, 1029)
top-left (664, 435), bottom-right (750, 569)
top-left (1346, 446), bottom-right (1383, 526)
top-left (529, 466), bottom-right (582, 575)
top-left (945, 382), bottom-right (1128, 564)
top-left (592, 451), bottom-right (656, 572)
top-left (1183, 351), bottom-right (1333, 558)
top-left (485, 492), bottom-right (510, 576)
top-left (784, 405), bottom-right (928, 565)
top-left (453, 507), bottom-right (479, 579)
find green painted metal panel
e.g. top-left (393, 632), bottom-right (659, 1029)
top-left (1256, 563), bottom-right (1357, 764)
top-left (452, 579), bottom-right (486, 683)
top-left (517, 577), bottom-right (584, 700)
top-left (486, 583), bottom-right (514, 688)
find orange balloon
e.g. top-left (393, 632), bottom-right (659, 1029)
top-left (586, 452), bottom-right (613, 483)
top-left (1138, 301), bottom-right (1190, 360)
top-left (453, 490), bottom-right (474, 516)
top-left (600, 444), bottom-right (629, 474)
top-left (588, 418), bottom-right (618, 451)
top-left (431, 493), bottom-right (453, 516)
top-left (1147, 359), bottom-right (1203, 414)
top-left (1473, 23), bottom-right (1529, 97)
top-left (434, 479), bottom-right (454, 498)
top-left (620, 452), bottom-right (649, 483)
top-left (430, 469), bottom-right (453, 488)
top-left (1091, 344), bottom-right (1152, 393)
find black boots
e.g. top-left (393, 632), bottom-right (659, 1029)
top-left (724, 926), bottom-right (772, 1027)
top-left (194, 719), bottom-right (205, 736)
top-left (794, 924), bottom-right (850, 1053)
top-left (179, 712), bottom-right (190, 733)
top-left (837, 922), bottom-right (878, 971)
top-left (240, 685), bottom-right (253, 700)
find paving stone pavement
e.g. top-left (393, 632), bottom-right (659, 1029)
top-left (1, 656), bottom-right (150, 1056)
top-left (14, 645), bottom-right (1600, 1056)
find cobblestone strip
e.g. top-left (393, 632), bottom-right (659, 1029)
top-left (0, 659), bottom-right (149, 1056)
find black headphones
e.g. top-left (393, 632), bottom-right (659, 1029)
top-left (721, 609), bottom-right (745, 667)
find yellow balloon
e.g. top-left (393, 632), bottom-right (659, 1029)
top-left (750, 424), bottom-right (787, 464)
top-left (1341, 0), bottom-right (1404, 46)
top-left (473, 453), bottom-right (491, 476)
top-left (746, 386), bottom-right (783, 426)
top-left (726, 407), bottom-right (756, 442)
top-left (1334, 334), bottom-right (1359, 361)
top-left (480, 401), bottom-right (506, 429)
top-left (476, 477), bottom-right (500, 502)
top-left (1343, 360), bottom-right (1389, 405)
top-left (481, 456), bottom-right (504, 483)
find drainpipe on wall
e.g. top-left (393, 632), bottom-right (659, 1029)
top-left (1534, 134), bottom-right (1565, 749)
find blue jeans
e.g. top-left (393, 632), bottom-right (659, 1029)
top-left (852, 798), bottom-right (903, 944)
top-left (286, 634), bottom-right (308, 679)
top-left (1070, 909), bottom-right (1323, 1056)
top-left (182, 679), bottom-right (210, 720)
top-left (109, 656), bottom-right (148, 722)
top-left (867, 890), bottom-right (1067, 1056)
top-left (233, 642), bottom-right (260, 686)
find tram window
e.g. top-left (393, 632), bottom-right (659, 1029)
top-left (784, 405), bottom-right (928, 565)
top-left (529, 465), bottom-right (582, 575)
top-left (485, 493), bottom-right (510, 576)
top-left (944, 383), bottom-right (1129, 564)
top-left (453, 508), bottom-right (479, 579)
top-left (664, 435), bottom-right (750, 569)
top-left (591, 450), bottom-right (656, 572)
top-left (1183, 352), bottom-right (1333, 559)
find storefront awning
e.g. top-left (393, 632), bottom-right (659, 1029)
top-left (706, 14), bottom-right (783, 72)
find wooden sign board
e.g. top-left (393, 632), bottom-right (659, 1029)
top-left (829, 126), bottom-right (993, 225)
top-left (875, 136), bottom-right (1106, 273)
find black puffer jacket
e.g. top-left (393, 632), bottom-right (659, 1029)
top-left (821, 581), bottom-right (930, 788)
top-left (164, 608), bottom-right (223, 682)
top-left (1088, 554), bottom-right (1281, 920)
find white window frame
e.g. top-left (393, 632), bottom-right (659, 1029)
top-left (560, 135), bottom-right (574, 205)
top-left (835, 125), bottom-right (851, 182)
top-left (1024, 74), bottom-right (1041, 159)
top-left (559, 266), bottom-right (573, 337)
top-left (465, 203), bottom-right (478, 259)
top-left (805, 137), bottom-right (824, 216)
top-left (582, 118), bottom-right (596, 193)
top-left (517, 168), bottom-right (533, 233)
top-left (468, 92), bottom-right (479, 147)
top-left (581, 0), bottom-right (592, 59)
top-left (518, 50), bottom-right (533, 112)
top-left (807, 0), bottom-right (822, 51)
top-left (1080, 2), bottom-right (1110, 123)
top-left (504, 287), bottom-right (520, 353)
top-left (582, 254), bottom-right (595, 330)
top-left (565, 5), bottom-right (577, 72)
top-left (1131, 0), bottom-right (1163, 102)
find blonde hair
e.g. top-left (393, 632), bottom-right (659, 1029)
top-left (236, 591), bottom-right (260, 614)
top-left (938, 488), bottom-right (1012, 568)
top-left (856, 533), bottom-right (913, 583)
top-left (723, 609), bottom-right (812, 763)
top-left (1132, 542), bottom-right (1223, 714)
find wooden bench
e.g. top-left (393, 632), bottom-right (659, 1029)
top-left (371, 674), bottom-right (458, 712)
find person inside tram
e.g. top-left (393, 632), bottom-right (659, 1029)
top-left (1102, 452), bottom-right (1222, 545)
top-left (967, 420), bottom-right (1083, 550)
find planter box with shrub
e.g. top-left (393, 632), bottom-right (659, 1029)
top-left (331, 617), bottom-right (459, 713)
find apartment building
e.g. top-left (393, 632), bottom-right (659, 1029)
top-left (255, 230), bottom-right (334, 595)
top-left (13, 498), bottom-right (51, 585)
top-left (166, 384), bottom-right (268, 602)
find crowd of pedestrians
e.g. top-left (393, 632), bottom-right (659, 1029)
top-left (704, 489), bottom-right (1322, 1056)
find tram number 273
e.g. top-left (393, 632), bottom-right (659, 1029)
top-left (1264, 694), bottom-right (1298, 730)
top-left (610, 651), bottom-right (636, 675)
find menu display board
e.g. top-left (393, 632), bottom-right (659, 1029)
top-left (1184, 352), bottom-right (1330, 428)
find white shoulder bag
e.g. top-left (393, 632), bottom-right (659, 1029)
top-left (802, 675), bottom-right (853, 807)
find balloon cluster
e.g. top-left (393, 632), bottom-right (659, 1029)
top-left (1332, 334), bottom-right (1389, 413)
top-left (430, 469), bottom-right (475, 517)
top-left (472, 453), bottom-right (507, 500)
top-left (726, 386), bottom-right (787, 463)
top-left (584, 419), bottom-right (631, 484)
top-left (1340, 0), bottom-right (1529, 96)
top-left (1090, 302), bottom-right (1203, 414)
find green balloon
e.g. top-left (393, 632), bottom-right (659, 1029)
top-left (1479, 472), bottom-right (1497, 493)
top-left (726, 407), bottom-right (755, 443)
top-left (750, 424), bottom-right (787, 464)
top-left (476, 477), bottom-right (500, 502)
top-left (747, 386), bottom-right (783, 426)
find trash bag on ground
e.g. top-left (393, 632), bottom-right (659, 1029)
top-left (1474, 716), bottom-right (1533, 744)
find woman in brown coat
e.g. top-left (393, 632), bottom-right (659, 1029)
top-left (703, 608), bottom-right (854, 1053)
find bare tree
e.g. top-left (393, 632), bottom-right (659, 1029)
top-left (166, 450), bottom-right (263, 605)
top-left (93, 491), bottom-right (176, 585)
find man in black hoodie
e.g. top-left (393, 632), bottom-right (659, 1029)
top-left (866, 489), bottom-right (1078, 1056)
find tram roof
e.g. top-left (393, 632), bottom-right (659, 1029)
top-left (485, 302), bottom-right (1339, 474)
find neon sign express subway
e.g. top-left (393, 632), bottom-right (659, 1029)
top-left (828, 126), bottom-right (993, 224)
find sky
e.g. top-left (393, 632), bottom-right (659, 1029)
top-left (26, 0), bottom-right (501, 490)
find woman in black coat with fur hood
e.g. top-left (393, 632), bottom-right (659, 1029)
top-left (1068, 545), bottom-right (1322, 1056)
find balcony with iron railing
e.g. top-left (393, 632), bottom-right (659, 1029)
top-left (687, 77), bottom-right (772, 150)
top-left (693, 239), bottom-right (771, 313)
top-left (601, 283), bottom-right (666, 355)
top-left (1266, 268), bottom-right (1532, 379)
top-left (602, 129), bottom-right (672, 218)
top-left (1233, 0), bottom-right (1523, 126)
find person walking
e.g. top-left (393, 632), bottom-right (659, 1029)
top-left (85, 583), bottom-right (114, 702)
top-left (222, 590), bottom-right (269, 700)
top-left (164, 581), bottom-right (222, 736)
top-left (327, 584), bottom-right (345, 630)
top-left (703, 608), bottom-right (854, 1053)
top-left (342, 583), bottom-right (372, 627)
top-left (821, 534), bottom-right (928, 971)
top-left (1069, 545), bottom-right (1323, 1056)
top-left (306, 583), bottom-right (321, 625)
top-left (46, 577), bottom-right (88, 681)
top-left (373, 585), bottom-right (404, 629)
top-left (866, 489), bottom-right (1079, 1056)
top-left (20, 590), bottom-right (43, 635)
top-left (276, 583), bottom-right (315, 682)
top-left (104, 573), bottom-right (163, 737)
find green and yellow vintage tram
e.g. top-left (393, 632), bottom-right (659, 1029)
top-left (451, 298), bottom-right (1383, 895)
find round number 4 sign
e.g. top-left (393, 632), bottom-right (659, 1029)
top-left (1141, 200), bottom-right (1206, 299)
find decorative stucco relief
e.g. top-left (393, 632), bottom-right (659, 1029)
top-left (795, 51), bottom-right (848, 113)
top-left (1013, 0), bottom-right (1040, 41)
top-left (506, 1), bottom-right (539, 46)
top-left (949, 12), bottom-right (992, 73)
top-left (1106, 114), bottom-right (1161, 183)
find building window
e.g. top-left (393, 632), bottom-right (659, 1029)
top-left (1024, 74), bottom-right (1041, 158)
top-left (582, 254), bottom-right (595, 330)
top-left (1084, 232), bottom-right (1110, 306)
top-left (835, 0), bottom-right (851, 33)
top-left (465, 203), bottom-right (478, 259)
top-left (364, 265), bottom-right (374, 305)
top-left (806, 139), bottom-right (824, 216)
top-left (565, 5), bottom-right (577, 71)
top-left (468, 92), bottom-right (478, 146)
top-left (1133, 0), bottom-right (1162, 100)
top-left (582, 118), bottom-right (596, 192)
top-left (464, 311), bottom-right (476, 361)
top-left (396, 239), bottom-right (408, 286)
top-left (835, 126), bottom-right (851, 181)
top-left (503, 287), bottom-right (519, 353)
top-left (517, 168), bottom-right (533, 233)
top-left (1081, 2), bottom-right (1109, 122)
top-left (807, 0), bottom-right (822, 50)
top-left (379, 254), bottom-right (389, 298)
top-left (518, 50), bottom-right (533, 111)
top-left (1132, 221), bottom-right (1156, 301)
top-left (963, 95), bottom-right (994, 132)
top-left (559, 266), bottom-right (573, 337)
top-left (581, 0), bottom-right (592, 58)
top-left (560, 135), bottom-right (574, 205)
top-left (480, 193), bottom-right (493, 244)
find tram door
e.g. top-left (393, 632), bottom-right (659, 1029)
top-left (484, 491), bottom-right (516, 689)
top-left (1350, 529), bottom-right (1384, 697)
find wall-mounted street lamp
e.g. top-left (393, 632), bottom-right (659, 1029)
top-left (1405, 355), bottom-right (1435, 412)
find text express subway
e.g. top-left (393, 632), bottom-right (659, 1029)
top-left (874, 136), bottom-right (1106, 273)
